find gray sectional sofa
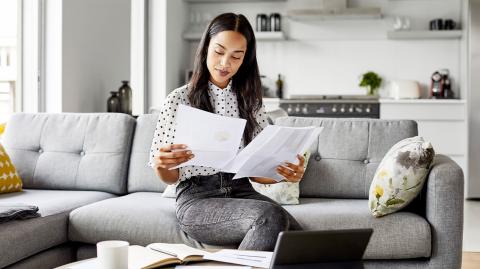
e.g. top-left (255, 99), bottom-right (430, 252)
top-left (0, 113), bottom-right (464, 269)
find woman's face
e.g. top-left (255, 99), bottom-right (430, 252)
top-left (206, 31), bottom-right (247, 88)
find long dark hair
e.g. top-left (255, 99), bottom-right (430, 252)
top-left (188, 13), bottom-right (262, 146)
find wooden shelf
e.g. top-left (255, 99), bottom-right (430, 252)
top-left (183, 31), bottom-right (286, 41)
top-left (286, 7), bottom-right (382, 21)
top-left (185, 0), bottom-right (286, 3)
top-left (387, 30), bottom-right (463, 40)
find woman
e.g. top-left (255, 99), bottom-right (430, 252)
top-left (149, 13), bottom-right (304, 251)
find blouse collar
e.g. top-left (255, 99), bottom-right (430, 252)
top-left (208, 80), bottom-right (233, 94)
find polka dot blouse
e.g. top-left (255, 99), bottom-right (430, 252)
top-left (148, 80), bottom-right (269, 183)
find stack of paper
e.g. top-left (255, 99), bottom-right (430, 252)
top-left (203, 249), bottom-right (273, 269)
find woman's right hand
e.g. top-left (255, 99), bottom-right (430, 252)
top-left (153, 144), bottom-right (195, 170)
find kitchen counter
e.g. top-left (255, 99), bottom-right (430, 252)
top-left (379, 98), bottom-right (466, 104)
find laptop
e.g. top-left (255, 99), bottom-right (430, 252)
top-left (270, 228), bottom-right (373, 269)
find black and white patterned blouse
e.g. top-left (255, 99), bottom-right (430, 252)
top-left (148, 80), bottom-right (269, 182)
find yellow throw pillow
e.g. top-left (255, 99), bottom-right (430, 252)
top-left (0, 123), bottom-right (6, 136)
top-left (0, 143), bottom-right (23, 194)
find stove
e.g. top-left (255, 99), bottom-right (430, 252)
top-left (279, 95), bottom-right (380, 118)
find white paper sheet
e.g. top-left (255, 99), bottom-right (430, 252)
top-left (171, 104), bottom-right (246, 170)
top-left (223, 125), bottom-right (323, 181)
top-left (203, 249), bottom-right (273, 269)
top-left (66, 259), bottom-right (98, 269)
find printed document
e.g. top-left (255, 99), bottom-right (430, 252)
top-left (171, 105), bottom-right (246, 170)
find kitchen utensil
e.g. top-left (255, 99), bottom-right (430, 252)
top-left (430, 18), bottom-right (444, 30)
top-left (444, 19), bottom-right (457, 30)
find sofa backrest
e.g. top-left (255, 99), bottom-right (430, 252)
top-left (275, 117), bottom-right (418, 199)
top-left (3, 113), bottom-right (136, 195)
top-left (127, 114), bottom-right (168, 193)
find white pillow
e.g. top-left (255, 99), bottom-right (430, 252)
top-left (161, 184), bottom-right (177, 198)
top-left (368, 136), bottom-right (435, 217)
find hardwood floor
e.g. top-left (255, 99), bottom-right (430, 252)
top-left (463, 252), bottom-right (480, 269)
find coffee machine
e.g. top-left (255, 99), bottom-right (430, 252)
top-left (430, 69), bottom-right (454, 99)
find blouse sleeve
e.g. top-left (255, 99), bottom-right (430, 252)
top-left (252, 103), bottom-right (269, 139)
top-left (147, 93), bottom-right (180, 168)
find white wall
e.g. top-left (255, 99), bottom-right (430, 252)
top-left (62, 0), bottom-right (131, 113)
top-left (43, 0), bottom-right (131, 113)
top-left (468, 0), bottom-right (480, 198)
top-left (182, 0), bottom-right (464, 98)
top-left (148, 0), bottom-right (189, 110)
top-left (45, 0), bottom-right (62, 113)
top-left (21, 0), bottom-right (41, 113)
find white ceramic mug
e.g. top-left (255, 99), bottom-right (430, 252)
top-left (96, 240), bottom-right (129, 269)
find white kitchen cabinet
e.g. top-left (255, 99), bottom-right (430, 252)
top-left (380, 99), bottom-right (467, 173)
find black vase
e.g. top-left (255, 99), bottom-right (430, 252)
top-left (118, 80), bottom-right (132, 115)
top-left (107, 91), bottom-right (121, 112)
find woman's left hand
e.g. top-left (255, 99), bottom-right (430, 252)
top-left (276, 154), bottom-right (305, 183)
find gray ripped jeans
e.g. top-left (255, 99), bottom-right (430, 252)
top-left (175, 172), bottom-right (302, 251)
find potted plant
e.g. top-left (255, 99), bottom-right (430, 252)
top-left (359, 71), bottom-right (382, 96)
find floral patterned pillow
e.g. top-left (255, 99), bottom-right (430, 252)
top-left (369, 136), bottom-right (435, 217)
top-left (250, 151), bottom-right (310, 205)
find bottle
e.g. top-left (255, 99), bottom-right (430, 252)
top-left (107, 91), bottom-right (121, 112)
top-left (118, 80), bottom-right (132, 115)
top-left (276, 74), bottom-right (283, 99)
top-left (256, 14), bottom-right (262, 32)
top-left (270, 13), bottom-right (281, 31)
top-left (256, 14), bottom-right (268, 32)
top-left (261, 14), bottom-right (268, 31)
top-left (266, 13), bottom-right (275, 32)
top-left (276, 13), bottom-right (282, 31)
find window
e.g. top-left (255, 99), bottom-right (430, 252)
top-left (0, 0), bottom-right (20, 124)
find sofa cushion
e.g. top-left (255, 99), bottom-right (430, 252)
top-left (275, 117), bottom-right (418, 199)
top-left (68, 192), bottom-right (231, 249)
top-left (284, 198), bottom-right (431, 259)
top-left (0, 189), bottom-right (115, 268)
top-left (3, 113), bottom-right (136, 195)
top-left (68, 192), bottom-right (430, 260)
top-left (127, 114), bottom-right (168, 193)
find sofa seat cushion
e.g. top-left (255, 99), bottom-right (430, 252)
top-left (0, 189), bottom-right (115, 268)
top-left (284, 198), bottom-right (431, 260)
top-left (68, 192), bottom-right (216, 249)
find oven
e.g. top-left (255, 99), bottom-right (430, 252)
top-left (279, 95), bottom-right (380, 119)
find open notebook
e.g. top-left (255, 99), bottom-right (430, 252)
top-left (129, 243), bottom-right (209, 269)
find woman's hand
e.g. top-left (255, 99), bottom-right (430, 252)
top-left (153, 144), bottom-right (195, 170)
top-left (276, 154), bottom-right (305, 183)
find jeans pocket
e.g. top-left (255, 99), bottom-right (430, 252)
top-left (176, 180), bottom-right (194, 198)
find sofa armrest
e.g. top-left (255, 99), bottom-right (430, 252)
top-left (426, 154), bottom-right (464, 269)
